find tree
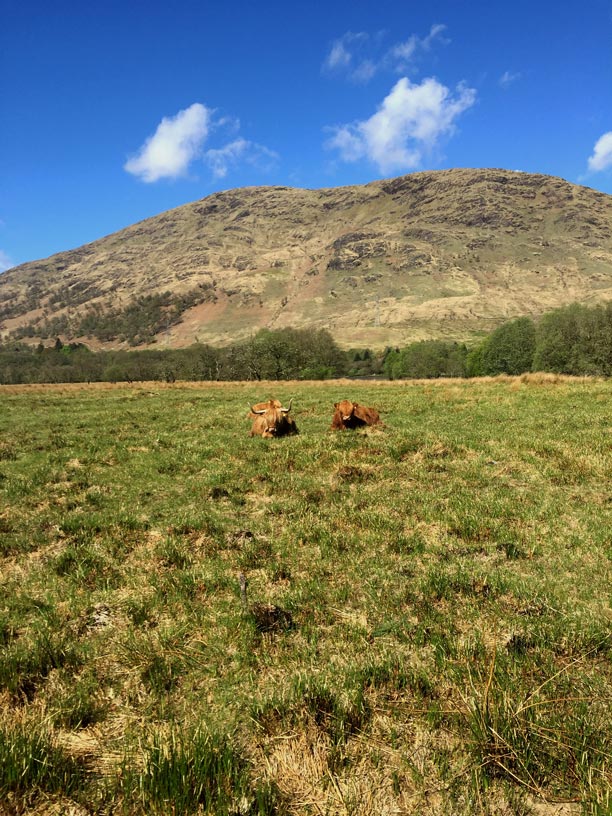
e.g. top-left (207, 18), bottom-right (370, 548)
top-left (384, 340), bottom-right (468, 379)
top-left (465, 340), bottom-right (487, 377)
top-left (480, 317), bottom-right (536, 375)
top-left (534, 302), bottom-right (612, 375)
top-left (533, 305), bottom-right (582, 373)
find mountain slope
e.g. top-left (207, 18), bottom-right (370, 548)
top-left (2, 168), bottom-right (612, 349)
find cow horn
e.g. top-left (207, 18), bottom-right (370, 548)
top-left (280, 398), bottom-right (293, 413)
top-left (250, 405), bottom-right (266, 415)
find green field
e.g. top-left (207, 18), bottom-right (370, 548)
top-left (1, 377), bottom-right (611, 815)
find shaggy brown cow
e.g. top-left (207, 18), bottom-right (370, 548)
top-left (331, 399), bottom-right (381, 430)
top-left (249, 398), bottom-right (298, 438)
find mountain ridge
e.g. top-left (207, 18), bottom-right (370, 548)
top-left (2, 167), bottom-right (611, 349)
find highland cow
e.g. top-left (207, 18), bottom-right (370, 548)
top-left (331, 399), bottom-right (381, 430)
top-left (249, 398), bottom-right (298, 438)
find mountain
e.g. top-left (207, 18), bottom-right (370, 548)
top-left (1, 168), bottom-right (611, 350)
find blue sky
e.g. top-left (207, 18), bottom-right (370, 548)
top-left (2, 0), bottom-right (611, 270)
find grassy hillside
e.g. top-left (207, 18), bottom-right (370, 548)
top-left (1, 378), bottom-right (611, 814)
top-left (2, 168), bottom-right (612, 350)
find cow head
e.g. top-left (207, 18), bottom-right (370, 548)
top-left (335, 399), bottom-right (356, 422)
top-left (249, 399), bottom-right (296, 438)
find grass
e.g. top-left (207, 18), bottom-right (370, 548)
top-left (0, 376), bottom-right (611, 814)
top-left (117, 727), bottom-right (282, 815)
top-left (0, 723), bottom-right (88, 802)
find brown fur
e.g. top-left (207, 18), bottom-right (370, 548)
top-left (331, 399), bottom-right (381, 430)
top-left (249, 398), bottom-right (298, 438)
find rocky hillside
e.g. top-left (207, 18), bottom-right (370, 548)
top-left (1, 168), bottom-right (611, 349)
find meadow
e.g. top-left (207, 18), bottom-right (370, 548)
top-left (0, 376), bottom-right (611, 815)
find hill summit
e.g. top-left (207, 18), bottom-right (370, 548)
top-left (1, 168), bottom-right (611, 349)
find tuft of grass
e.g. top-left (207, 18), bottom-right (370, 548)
top-left (463, 649), bottom-right (612, 805)
top-left (0, 721), bottom-right (87, 802)
top-left (53, 542), bottom-right (122, 589)
top-left (117, 728), bottom-right (285, 815)
top-left (0, 625), bottom-right (84, 700)
top-left (125, 597), bottom-right (157, 628)
top-left (155, 536), bottom-right (193, 570)
top-left (51, 670), bottom-right (109, 729)
top-left (253, 673), bottom-right (370, 748)
top-left (140, 653), bottom-right (184, 695)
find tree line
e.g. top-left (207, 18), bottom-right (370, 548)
top-left (0, 329), bottom-right (354, 385)
top-left (465, 302), bottom-right (612, 377)
top-left (384, 302), bottom-right (612, 379)
top-left (0, 302), bottom-right (610, 385)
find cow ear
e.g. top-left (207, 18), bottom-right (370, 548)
top-left (334, 402), bottom-right (338, 408)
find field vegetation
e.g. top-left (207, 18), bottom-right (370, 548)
top-left (2, 301), bottom-right (612, 386)
top-left (0, 376), bottom-right (611, 814)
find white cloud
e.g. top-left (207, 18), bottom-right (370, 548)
top-left (323, 25), bottom-right (449, 82)
top-left (351, 59), bottom-right (377, 83)
top-left (387, 24), bottom-right (449, 73)
top-left (325, 40), bottom-right (352, 71)
top-left (323, 32), bottom-right (369, 75)
top-left (205, 138), bottom-right (249, 178)
top-left (424, 23), bottom-right (448, 47)
top-left (387, 37), bottom-right (418, 65)
top-left (124, 103), bottom-right (277, 183)
top-left (204, 139), bottom-right (279, 179)
top-left (0, 250), bottom-right (13, 272)
top-left (326, 76), bottom-right (476, 174)
top-left (588, 131), bottom-right (612, 172)
top-left (499, 70), bottom-right (521, 88)
top-left (124, 103), bottom-right (211, 182)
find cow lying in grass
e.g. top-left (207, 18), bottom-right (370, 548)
top-left (331, 399), bottom-right (381, 430)
top-left (249, 398), bottom-right (298, 438)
